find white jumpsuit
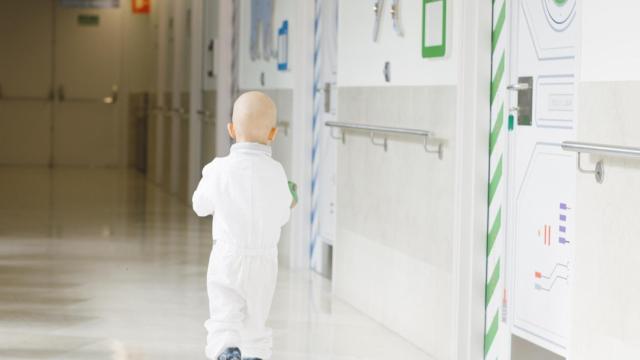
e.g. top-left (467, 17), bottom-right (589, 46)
top-left (192, 142), bottom-right (292, 360)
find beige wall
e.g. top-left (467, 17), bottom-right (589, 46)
top-left (334, 86), bottom-right (456, 358)
top-left (568, 2), bottom-right (640, 358)
top-left (570, 82), bottom-right (640, 359)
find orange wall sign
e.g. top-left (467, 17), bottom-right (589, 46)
top-left (132, 0), bottom-right (150, 14)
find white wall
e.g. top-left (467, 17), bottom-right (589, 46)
top-left (570, 2), bottom-right (640, 359)
top-left (338, 0), bottom-right (457, 87)
top-left (579, 1), bottom-right (640, 82)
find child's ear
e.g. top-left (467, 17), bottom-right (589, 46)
top-left (227, 122), bottom-right (236, 139)
top-left (267, 127), bottom-right (278, 142)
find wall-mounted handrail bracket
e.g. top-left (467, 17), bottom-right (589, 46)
top-left (325, 121), bottom-right (442, 158)
top-left (369, 132), bottom-right (388, 151)
top-left (576, 152), bottom-right (604, 184)
top-left (562, 141), bottom-right (640, 184)
top-left (423, 135), bottom-right (444, 159)
top-left (329, 126), bottom-right (346, 144)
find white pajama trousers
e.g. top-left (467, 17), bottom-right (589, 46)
top-left (204, 242), bottom-right (278, 359)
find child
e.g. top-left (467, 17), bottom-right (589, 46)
top-left (192, 91), bottom-right (294, 360)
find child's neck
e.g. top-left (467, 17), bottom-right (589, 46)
top-left (235, 138), bottom-right (270, 146)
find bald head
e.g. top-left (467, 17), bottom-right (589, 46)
top-left (230, 91), bottom-right (278, 144)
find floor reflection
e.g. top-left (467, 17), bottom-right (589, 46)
top-left (0, 167), bottom-right (430, 359)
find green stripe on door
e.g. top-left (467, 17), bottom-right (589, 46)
top-left (487, 209), bottom-right (501, 255)
top-left (492, 2), bottom-right (506, 53)
top-left (488, 156), bottom-right (503, 205)
top-left (485, 311), bottom-right (500, 356)
top-left (490, 54), bottom-right (505, 105)
top-left (489, 106), bottom-right (504, 155)
top-left (485, 260), bottom-right (501, 305)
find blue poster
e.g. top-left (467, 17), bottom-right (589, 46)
top-left (59, 0), bottom-right (119, 9)
top-left (277, 20), bottom-right (289, 71)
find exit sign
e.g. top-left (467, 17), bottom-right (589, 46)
top-left (78, 14), bottom-right (100, 26)
top-left (132, 0), bottom-right (150, 14)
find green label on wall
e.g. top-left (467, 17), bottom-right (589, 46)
top-left (421, 0), bottom-right (447, 58)
top-left (78, 14), bottom-right (100, 26)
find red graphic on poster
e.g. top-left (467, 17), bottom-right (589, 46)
top-left (132, 0), bottom-right (150, 14)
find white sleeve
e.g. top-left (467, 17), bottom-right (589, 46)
top-left (192, 160), bottom-right (218, 217)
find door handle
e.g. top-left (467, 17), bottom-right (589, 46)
top-left (323, 83), bottom-right (331, 113)
top-left (57, 84), bottom-right (119, 104)
top-left (507, 83), bottom-right (530, 91)
top-left (207, 39), bottom-right (215, 78)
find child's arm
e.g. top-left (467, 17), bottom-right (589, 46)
top-left (192, 161), bottom-right (218, 217)
top-left (288, 181), bottom-right (298, 209)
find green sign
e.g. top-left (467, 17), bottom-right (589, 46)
top-left (421, 0), bottom-right (447, 58)
top-left (78, 14), bottom-right (100, 26)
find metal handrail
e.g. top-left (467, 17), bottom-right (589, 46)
top-left (325, 121), bottom-right (432, 137)
top-left (325, 120), bottom-right (442, 158)
top-left (0, 95), bottom-right (52, 102)
top-left (57, 85), bottom-right (118, 105)
top-left (561, 141), bottom-right (640, 183)
top-left (561, 141), bottom-right (640, 158)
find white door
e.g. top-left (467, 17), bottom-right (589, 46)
top-left (53, 5), bottom-right (122, 166)
top-left (311, 0), bottom-right (338, 277)
top-left (506, 0), bottom-right (577, 356)
top-left (0, 1), bottom-right (54, 165)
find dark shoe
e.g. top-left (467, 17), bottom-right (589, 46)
top-left (218, 347), bottom-right (241, 360)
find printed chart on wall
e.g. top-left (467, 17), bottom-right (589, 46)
top-left (507, 0), bottom-right (577, 356)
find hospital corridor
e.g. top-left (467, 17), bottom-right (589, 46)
top-left (1, 1), bottom-right (639, 360)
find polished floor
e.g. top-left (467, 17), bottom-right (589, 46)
top-left (0, 167), bottom-right (431, 360)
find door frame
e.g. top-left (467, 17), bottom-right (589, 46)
top-left (452, 1), bottom-right (493, 359)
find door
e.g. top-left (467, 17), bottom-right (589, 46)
top-left (199, 0), bottom-right (218, 169)
top-left (168, 0), bottom-right (191, 199)
top-left (311, 0), bottom-right (338, 278)
top-left (54, 5), bottom-right (121, 165)
top-left (506, 0), bottom-right (577, 357)
top-left (0, 1), bottom-right (54, 165)
top-left (162, 4), bottom-right (175, 190)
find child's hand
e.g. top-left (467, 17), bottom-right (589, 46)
top-left (288, 181), bottom-right (298, 209)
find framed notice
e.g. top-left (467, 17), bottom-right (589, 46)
top-left (421, 0), bottom-right (446, 58)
